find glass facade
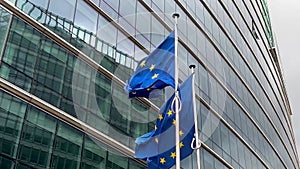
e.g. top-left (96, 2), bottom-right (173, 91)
top-left (0, 0), bottom-right (298, 169)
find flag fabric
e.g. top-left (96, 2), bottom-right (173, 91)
top-left (135, 74), bottom-right (195, 169)
top-left (125, 31), bottom-right (175, 98)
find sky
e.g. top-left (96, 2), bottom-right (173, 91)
top-left (268, 0), bottom-right (300, 160)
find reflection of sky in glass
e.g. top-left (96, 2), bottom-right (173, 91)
top-left (74, 0), bottom-right (97, 34)
top-left (116, 30), bottom-right (134, 57)
top-left (97, 16), bottom-right (117, 46)
top-left (28, 0), bottom-right (48, 9)
top-left (48, 0), bottom-right (76, 21)
top-left (102, 0), bottom-right (119, 12)
top-left (119, 0), bottom-right (135, 17)
top-left (90, 0), bottom-right (100, 6)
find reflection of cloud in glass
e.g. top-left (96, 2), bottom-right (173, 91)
top-left (27, 0), bottom-right (48, 8)
top-left (97, 16), bottom-right (118, 46)
top-left (48, 0), bottom-right (76, 21)
top-left (74, 0), bottom-right (97, 34)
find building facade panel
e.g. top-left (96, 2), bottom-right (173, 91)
top-left (0, 0), bottom-right (298, 169)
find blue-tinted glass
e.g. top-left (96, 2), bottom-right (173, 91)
top-left (23, 0), bottom-right (48, 8)
top-left (128, 159), bottom-right (145, 169)
top-left (203, 149), bottom-right (213, 168)
top-left (0, 8), bottom-right (11, 56)
top-left (107, 151), bottom-right (128, 169)
top-left (102, 0), bottom-right (119, 11)
top-left (52, 123), bottom-right (83, 169)
top-left (91, 0), bottom-right (100, 5)
top-left (0, 1), bottom-right (297, 169)
top-left (0, 156), bottom-right (15, 169)
top-left (0, 91), bottom-right (26, 158)
top-left (119, 0), bottom-right (135, 18)
top-left (0, 17), bottom-right (40, 90)
top-left (74, 0), bottom-right (98, 34)
top-left (100, 0), bottom-right (118, 20)
top-left (82, 136), bottom-right (107, 169)
top-left (97, 15), bottom-right (117, 46)
top-left (48, 0), bottom-right (76, 21)
top-left (18, 106), bottom-right (56, 168)
top-left (16, 0), bottom-right (47, 23)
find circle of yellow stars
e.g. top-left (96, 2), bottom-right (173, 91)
top-left (155, 107), bottom-right (185, 165)
top-left (158, 142), bottom-right (185, 165)
top-left (139, 60), bottom-right (159, 79)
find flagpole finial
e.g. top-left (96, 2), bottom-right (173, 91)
top-left (189, 65), bottom-right (196, 73)
top-left (172, 13), bottom-right (180, 19)
top-left (189, 65), bottom-right (196, 69)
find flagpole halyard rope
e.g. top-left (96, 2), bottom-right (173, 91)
top-left (191, 137), bottom-right (201, 150)
top-left (171, 95), bottom-right (182, 113)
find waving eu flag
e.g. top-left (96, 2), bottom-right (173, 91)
top-left (135, 74), bottom-right (195, 169)
top-left (125, 31), bottom-right (175, 98)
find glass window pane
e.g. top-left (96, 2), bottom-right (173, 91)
top-left (52, 123), bottom-right (83, 169)
top-left (82, 136), bottom-right (107, 169)
top-left (128, 159), bottom-right (145, 169)
top-left (0, 8), bottom-right (11, 56)
top-left (18, 106), bottom-right (56, 168)
top-left (48, 0), bottom-right (76, 21)
top-left (74, 0), bottom-right (98, 34)
top-left (0, 91), bottom-right (25, 158)
top-left (0, 156), bottom-right (15, 169)
top-left (107, 151), bottom-right (128, 169)
top-left (97, 15), bottom-right (117, 46)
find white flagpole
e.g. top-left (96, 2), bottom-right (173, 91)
top-left (190, 65), bottom-right (201, 169)
top-left (172, 13), bottom-right (180, 169)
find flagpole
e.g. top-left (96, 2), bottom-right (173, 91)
top-left (173, 13), bottom-right (181, 169)
top-left (190, 65), bottom-right (201, 169)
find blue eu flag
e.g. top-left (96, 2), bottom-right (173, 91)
top-left (125, 31), bottom-right (175, 98)
top-left (135, 74), bottom-right (195, 169)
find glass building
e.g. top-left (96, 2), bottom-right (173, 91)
top-left (0, 0), bottom-right (299, 168)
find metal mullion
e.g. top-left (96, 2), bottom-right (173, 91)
top-left (0, 5), bottom-right (13, 65)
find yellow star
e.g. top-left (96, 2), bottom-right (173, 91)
top-left (152, 73), bottom-right (159, 79)
top-left (147, 88), bottom-right (151, 91)
top-left (155, 138), bottom-right (159, 143)
top-left (179, 130), bottom-right (184, 136)
top-left (179, 142), bottom-right (184, 148)
top-left (149, 64), bottom-right (155, 71)
top-left (160, 157), bottom-right (166, 164)
top-left (132, 92), bottom-right (136, 95)
top-left (172, 119), bottom-right (176, 125)
top-left (158, 114), bottom-right (163, 121)
top-left (170, 152), bottom-right (176, 159)
top-left (167, 110), bottom-right (173, 117)
top-left (155, 125), bottom-right (158, 130)
top-left (140, 60), bottom-right (146, 67)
